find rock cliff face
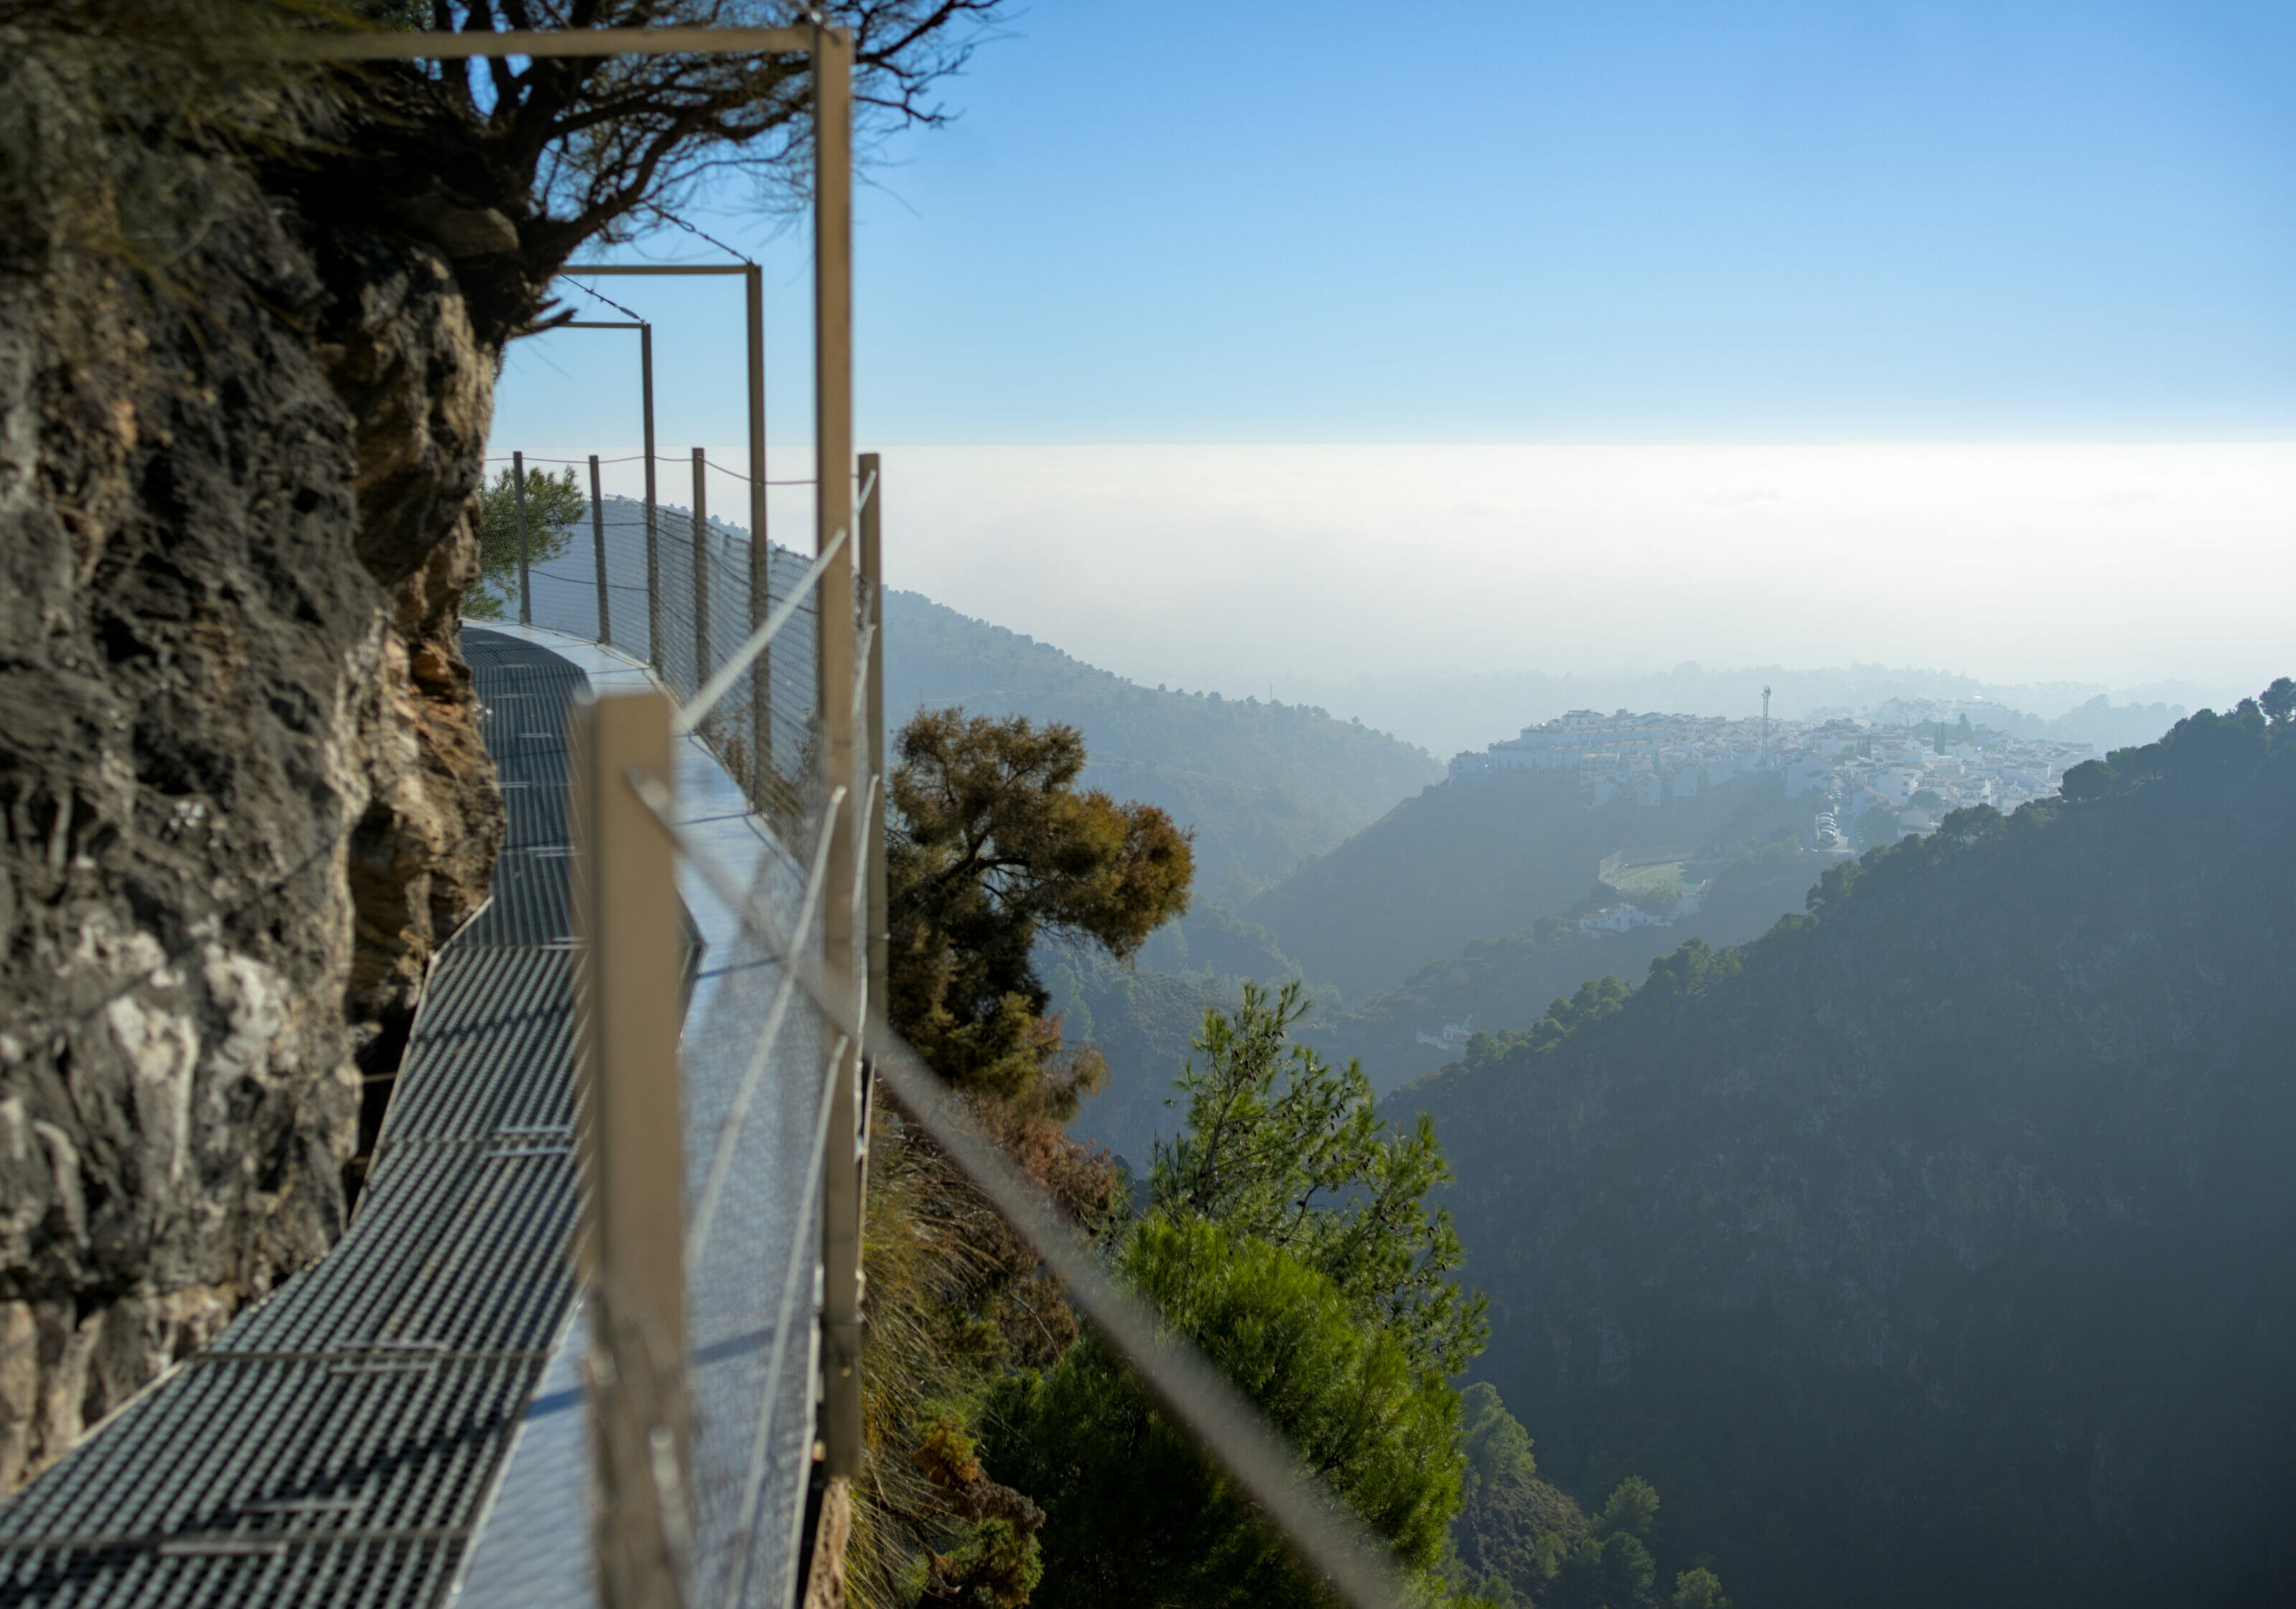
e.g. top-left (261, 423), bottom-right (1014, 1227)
top-left (1400, 711), bottom-right (2296, 1608)
top-left (0, 113), bottom-right (505, 1488)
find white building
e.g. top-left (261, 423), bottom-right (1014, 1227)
top-left (1580, 902), bottom-right (1669, 935)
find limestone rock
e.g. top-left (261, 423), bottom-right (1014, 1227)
top-left (0, 134), bottom-right (503, 1490)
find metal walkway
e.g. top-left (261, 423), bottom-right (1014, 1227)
top-left (0, 631), bottom-right (596, 1608)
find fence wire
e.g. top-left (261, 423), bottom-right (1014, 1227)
top-left (478, 477), bottom-right (853, 1605)
top-left (500, 491), bottom-right (832, 862)
top-left (493, 466), bottom-right (1410, 1609)
top-left (681, 830), bottom-right (835, 1609)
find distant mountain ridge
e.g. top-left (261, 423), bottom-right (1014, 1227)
top-left (1242, 769), bottom-right (1809, 997)
top-left (883, 590), bottom-right (1444, 887)
top-left (1393, 695), bottom-right (2296, 1609)
top-left (1291, 663), bottom-right (2211, 762)
top-left (1299, 836), bottom-right (1839, 1093)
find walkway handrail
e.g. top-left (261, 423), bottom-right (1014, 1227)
top-left (676, 525), bottom-right (847, 739)
top-left (623, 765), bottom-right (1416, 1609)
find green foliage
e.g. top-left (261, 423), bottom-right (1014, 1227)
top-left (1854, 803), bottom-right (1902, 849)
top-left (984, 984), bottom-right (1492, 1606)
top-left (2263, 676), bottom-right (2296, 727)
top-left (1669, 1567), bottom-right (1729, 1609)
top-left (1459, 976), bottom-right (1631, 1071)
top-left (465, 464), bottom-right (581, 620)
top-left (1150, 980), bottom-right (1488, 1377)
top-left (1450, 938), bottom-right (1739, 1081)
top-left (888, 709), bottom-right (1192, 1107)
top-left (1401, 684), bottom-right (2296, 1609)
top-left (862, 713), bottom-right (1189, 1606)
top-left (1461, 1382), bottom-right (1537, 1492)
top-left (1448, 1383), bottom-right (1721, 1609)
top-left (1598, 1476), bottom-right (1660, 1538)
top-left (1723, 824), bottom-right (1804, 874)
top-left (909, 1419), bottom-right (1046, 1608)
top-left (984, 1216), bottom-right (1464, 1609)
top-left (2057, 758), bottom-right (2114, 801)
top-left (1545, 1532), bottom-right (1659, 1609)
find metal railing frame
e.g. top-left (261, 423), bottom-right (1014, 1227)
top-left (298, 19), bottom-right (1417, 1609)
top-left (561, 320), bottom-right (661, 652)
top-left (557, 264), bottom-right (775, 792)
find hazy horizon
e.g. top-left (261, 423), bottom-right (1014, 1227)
top-left (489, 0), bottom-right (2293, 762)
top-left (532, 440), bottom-right (2289, 759)
top-left (870, 441), bottom-right (2291, 750)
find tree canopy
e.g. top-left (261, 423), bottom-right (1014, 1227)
top-left (985, 1216), bottom-right (1464, 1609)
top-left (1150, 979), bottom-right (1487, 1377)
top-left (1460, 1382), bottom-right (1537, 1494)
top-left (974, 985), bottom-right (1495, 1607)
top-left (888, 708), bottom-right (1192, 1107)
top-left (464, 463), bottom-right (581, 618)
top-left (860, 710), bottom-right (1190, 1602)
top-left (258, 1), bottom-right (1012, 347)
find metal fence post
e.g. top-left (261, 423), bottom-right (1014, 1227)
top-left (690, 448), bottom-right (711, 712)
top-left (860, 453), bottom-right (888, 1024)
top-left (572, 687), bottom-right (689, 1609)
top-left (590, 453), bottom-right (613, 648)
top-left (641, 324), bottom-right (662, 667)
top-left (745, 263), bottom-right (773, 801)
top-left (513, 449), bottom-right (532, 627)
top-left (813, 22), bottom-right (865, 1482)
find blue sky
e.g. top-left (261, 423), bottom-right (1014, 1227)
top-left (869, 0), bottom-right (2296, 441)
top-left (500, 0), bottom-right (2296, 446)
top-left (490, 2), bottom-right (2296, 710)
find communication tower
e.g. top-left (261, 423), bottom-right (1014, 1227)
top-left (1761, 684), bottom-right (1772, 765)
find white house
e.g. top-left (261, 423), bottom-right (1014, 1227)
top-left (1580, 902), bottom-right (1667, 935)
top-left (1872, 768), bottom-right (1919, 806)
top-left (1783, 757), bottom-right (1833, 799)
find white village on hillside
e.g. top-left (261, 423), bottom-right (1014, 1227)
top-left (1444, 699), bottom-right (2107, 949)
top-left (1449, 701), bottom-right (2099, 833)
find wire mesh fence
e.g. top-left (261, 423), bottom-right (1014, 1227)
top-left (495, 450), bottom-right (1413, 1609)
top-left (499, 478), bottom-right (834, 862)
top-left (479, 455), bottom-right (863, 1607)
top-left (678, 814), bottom-right (837, 1609)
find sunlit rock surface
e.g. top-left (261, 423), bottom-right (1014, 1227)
top-left (0, 133), bottom-right (502, 1491)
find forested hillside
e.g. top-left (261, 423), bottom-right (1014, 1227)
top-left (1304, 836), bottom-right (1838, 1092)
top-left (1046, 956), bottom-right (1231, 1169)
top-left (1245, 770), bottom-right (1807, 996)
top-left (1393, 696), bottom-right (2296, 1609)
top-left (1058, 836), bottom-right (1832, 1179)
top-left (883, 591), bottom-right (1441, 887)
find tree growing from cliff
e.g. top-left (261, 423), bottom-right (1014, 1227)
top-left (1150, 978), bottom-right (1487, 1377)
top-left (465, 463), bottom-right (582, 618)
top-left (295, 1), bottom-right (1010, 346)
top-left (860, 710), bottom-right (1191, 1603)
top-left (888, 708), bottom-right (1192, 1109)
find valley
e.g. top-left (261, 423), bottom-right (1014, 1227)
top-left (892, 584), bottom-right (2295, 1607)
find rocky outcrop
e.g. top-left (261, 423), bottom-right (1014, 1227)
top-left (0, 111), bottom-right (503, 1488)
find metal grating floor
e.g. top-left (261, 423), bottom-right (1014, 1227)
top-left (0, 630), bottom-right (595, 1608)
